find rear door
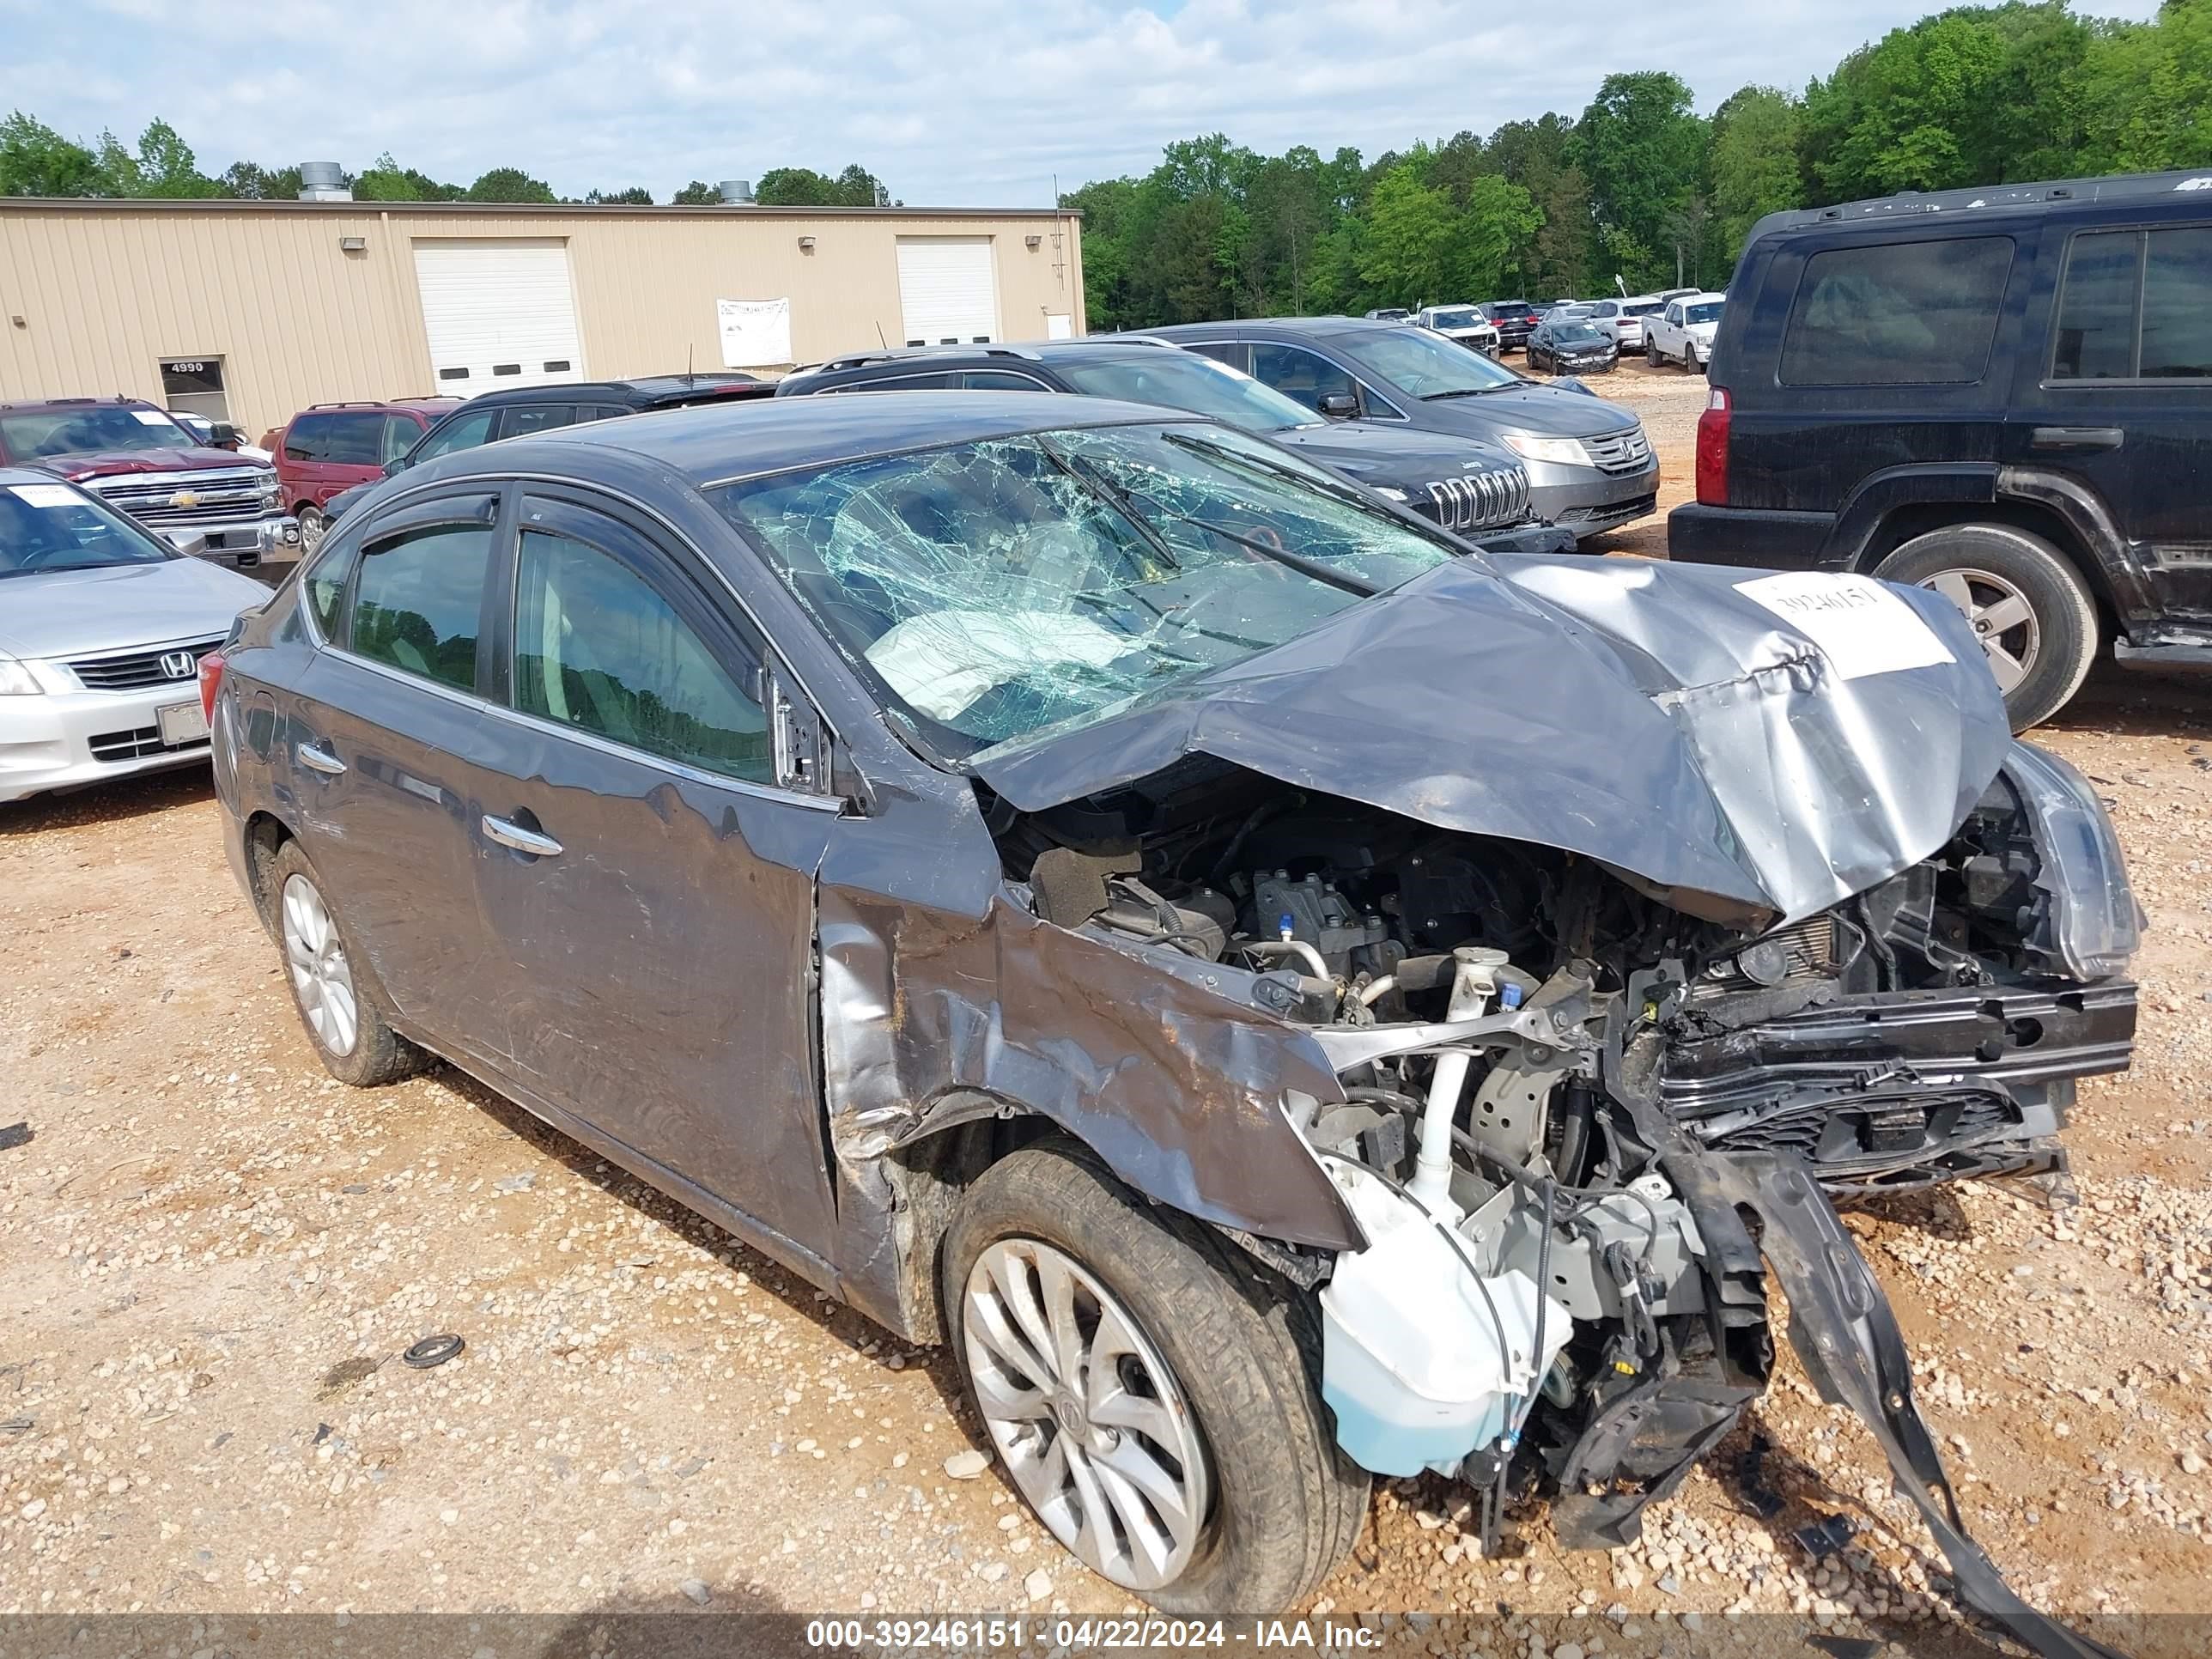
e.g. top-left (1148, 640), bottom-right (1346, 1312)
top-left (313, 411), bottom-right (390, 501)
top-left (2011, 213), bottom-right (2212, 627)
top-left (467, 489), bottom-right (841, 1257)
top-left (280, 412), bottom-right (336, 507)
top-left (1723, 228), bottom-right (2024, 516)
top-left (281, 492), bottom-right (514, 1060)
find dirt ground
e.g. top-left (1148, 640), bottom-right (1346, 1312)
top-left (3, 367), bottom-right (2209, 1650)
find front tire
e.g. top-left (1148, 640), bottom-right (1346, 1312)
top-left (1874, 525), bottom-right (2100, 731)
top-left (266, 840), bottom-right (426, 1086)
top-left (942, 1145), bottom-right (1368, 1613)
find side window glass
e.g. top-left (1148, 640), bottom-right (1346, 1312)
top-left (284, 414), bottom-right (329, 463)
top-left (960, 371), bottom-right (1044, 390)
top-left (500, 404), bottom-right (580, 439)
top-left (412, 408), bottom-right (495, 462)
top-left (349, 523), bottom-right (494, 691)
top-left (1181, 342), bottom-right (1248, 371)
top-left (1779, 235), bottom-right (2014, 386)
top-left (513, 526), bottom-right (773, 784)
top-left (323, 413), bottom-right (383, 466)
top-left (1249, 343), bottom-right (1358, 413)
top-left (2053, 232), bottom-right (2141, 380)
top-left (2140, 227), bottom-right (2212, 379)
top-left (380, 414), bottom-right (422, 462)
top-left (303, 538), bottom-right (358, 639)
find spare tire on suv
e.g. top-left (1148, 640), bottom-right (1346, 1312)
top-left (1874, 525), bottom-right (2099, 732)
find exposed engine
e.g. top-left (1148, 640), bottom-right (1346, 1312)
top-left (981, 754), bottom-right (2136, 1571)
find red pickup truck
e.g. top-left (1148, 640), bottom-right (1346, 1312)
top-left (0, 396), bottom-right (302, 579)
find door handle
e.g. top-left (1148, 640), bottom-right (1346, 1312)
top-left (295, 741), bottom-right (346, 775)
top-left (482, 814), bottom-right (563, 858)
top-left (2029, 425), bottom-right (2124, 453)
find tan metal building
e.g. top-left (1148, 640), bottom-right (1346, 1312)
top-left (0, 198), bottom-right (1085, 437)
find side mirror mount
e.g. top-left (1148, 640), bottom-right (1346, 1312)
top-left (164, 530), bottom-right (211, 558)
top-left (1316, 392), bottom-right (1359, 418)
top-left (381, 457), bottom-right (408, 478)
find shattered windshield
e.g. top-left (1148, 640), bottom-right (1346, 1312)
top-left (714, 422), bottom-right (1456, 756)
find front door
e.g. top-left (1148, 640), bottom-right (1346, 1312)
top-left (467, 491), bottom-right (841, 1258)
top-left (2011, 217), bottom-right (2212, 630)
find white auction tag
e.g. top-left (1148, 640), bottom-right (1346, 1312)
top-left (1734, 570), bottom-right (1955, 680)
top-left (9, 483), bottom-right (82, 508)
top-left (131, 409), bottom-right (173, 426)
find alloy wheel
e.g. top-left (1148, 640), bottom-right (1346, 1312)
top-left (299, 507), bottom-right (327, 554)
top-left (961, 1237), bottom-right (1212, 1591)
top-left (282, 872), bottom-right (359, 1056)
top-left (1921, 566), bottom-right (2040, 694)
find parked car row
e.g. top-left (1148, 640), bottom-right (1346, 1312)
top-left (779, 338), bottom-right (1552, 545)
top-left (194, 385), bottom-right (2136, 1648)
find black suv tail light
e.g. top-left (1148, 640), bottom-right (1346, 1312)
top-left (1695, 387), bottom-right (1730, 506)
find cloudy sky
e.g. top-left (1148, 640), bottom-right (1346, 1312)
top-left (1, 0), bottom-right (2167, 205)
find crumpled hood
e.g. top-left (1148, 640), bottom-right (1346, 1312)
top-left (971, 553), bottom-right (2012, 928)
top-left (0, 558), bottom-right (267, 660)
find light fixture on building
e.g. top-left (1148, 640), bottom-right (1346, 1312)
top-left (797, 235), bottom-right (817, 252)
top-left (338, 235), bottom-right (367, 252)
top-left (1025, 234), bottom-right (1042, 248)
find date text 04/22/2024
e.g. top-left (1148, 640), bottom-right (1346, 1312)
top-left (803, 1618), bottom-right (1384, 1650)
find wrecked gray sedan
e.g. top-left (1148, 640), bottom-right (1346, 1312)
top-left (208, 394), bottom-right (2136, 1648)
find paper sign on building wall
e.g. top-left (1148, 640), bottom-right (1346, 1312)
top-left (717, 298), bottom-right (793, 368)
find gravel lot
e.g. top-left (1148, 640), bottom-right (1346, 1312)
top-left (3, 373), bottom-right (2209, 1651)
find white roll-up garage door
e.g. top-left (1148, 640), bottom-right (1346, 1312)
top-left (896, 237), bottom-right (1000, 346)
top-left (412, 240), bottom-right (585, 395)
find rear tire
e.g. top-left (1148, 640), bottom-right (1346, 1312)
top-left (1874, 525), bottom-right (2100, 732)
top-left (941, 1143), bottom-right (1368, 1614)
top-left (1647, 337), bottom-right (1662, 367)
top-left (265, 840), bottom-right (428, 1087)
top-left (298, 506), bottom-right (327, 554)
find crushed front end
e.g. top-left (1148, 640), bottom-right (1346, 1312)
top-left (959, 729), bottom-right (2134, 1656)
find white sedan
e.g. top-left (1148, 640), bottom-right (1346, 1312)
top-left (0, 469), bottom-right (265, 803)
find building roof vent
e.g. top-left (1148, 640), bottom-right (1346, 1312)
top-left (718, 179), bottom-right (754, 205)
top-left (298, 161), bottom-right (352, 203)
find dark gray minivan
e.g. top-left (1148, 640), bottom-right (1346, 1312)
top-left (1144, 318), bottom-right (1659, 539)
top-left (201, 392), bottom-right (2130, 1647)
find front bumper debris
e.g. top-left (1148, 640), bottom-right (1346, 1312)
top-left (1688, 1152), bottom-right (2126, 1659)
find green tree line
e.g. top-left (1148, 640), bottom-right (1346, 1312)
top-left (6, 0), bottom-right (2208, 325)
top-left (0, 117), bottom-right (896, 209)
top-left (1067, 0), bottom-right (2212, 328)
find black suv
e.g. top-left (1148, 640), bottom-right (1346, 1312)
top-left (778, 340), bottom-right (1562, 546)
top-left (323, 374), bottom-right (769, 525)
top-left (1480, 301), bottom-right (1544, 353)
top-left (1669, 170), bottom-right (2212, 730)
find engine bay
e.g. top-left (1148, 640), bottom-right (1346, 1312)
top-left (977, 756), bottom-right (2136, 1644)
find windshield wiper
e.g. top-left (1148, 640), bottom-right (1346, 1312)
top-left (1166, 514), bottom-right (1377, 597)
top-left (1422, 386), bottom-right (1512, 400)
top-left (1036, 438), bottom-right (1182, 573)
